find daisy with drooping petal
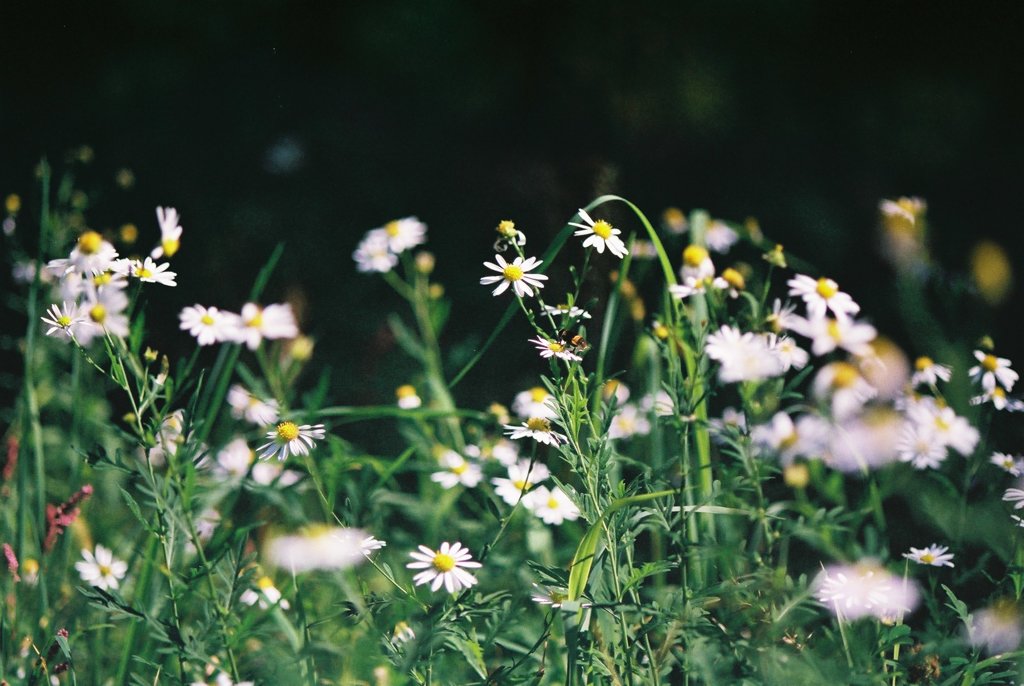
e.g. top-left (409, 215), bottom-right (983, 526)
top-left (41, 301), bottom-right (92, 339)
top-left (266, 526), bottom-right (366, 572)
top-left (903, 544), bottom-right (954, 567)
top-left (179, 305), bottom-right (235, 346)
top-left (480, 254), bottom-right (548, 297)
top-left (814, 559), bottom-right (919, 622)
top-left (1003, 487), bottom-right (1024, 509)
top-left (227, 385), bottom-right (280, 425)
top-left (911, 356), bottom-right (952, 387)
top-left (504, 417), bottom-right (567, 446)
top-left (257, 421), bottom-right (326, 461)
top-left (969, 350), bottom-right (1018, 392)
top-left (512, 387), bottom-right (557, 419)
top-left (130, 257), bottom-right (177, 286)
top-left (395, 384), bottom-right (422, 409)
top-left (525, 485), bottom-right (581, 525)
top-left (353, 231), bottom-right (398, 273)
top-left (232, 303), bottom-right (299, 350)
top-left (407, 541), bottom-right (482, 593)
top-left (75, 544), bottom-right (128, 590)
top-left (765, 333), bottom-right (809, 372)
top-left (492, 459), bottom-right (550, 506)
top-left (530, 335), bottom-right (582, 362)
top-left (787, 274), bottom-right (860, 320)
top-left (532, 584), bottom-right (569, 608)
top-left (430, 450), bottom-right (483, 489)
top-left (766, 298), bottom-right (799, 334)
top-left (151, 206), bottom-right (183, 259)
top-left (360, 536), bottom-right (387, 556)
top-left (991, 452), bottom-right (1023, 476)
top-left (967, 600), bottom-right (1024, 655)
top-left (569, 208), bottom-right (629, 259)
top-left (69, 230), bottom-right (119, 275)
top-left (369, 216), bottom-right (427, 254)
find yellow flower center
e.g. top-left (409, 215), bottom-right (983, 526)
top-left (780, 431), bottom-right (799, 450)
top-left (915, 356), bottom-right (934, 371)
top-left (385, 220), bottom-right (401, 237)
top-left (201, 313), bottom-right (215, 325)
top-left (99, 564), bottom-right (112, 576)
top-left (831, 362), bottom-right (858, 389)
top-left (89, 304), bottom-right (106, 323)
top-left (549, 341), bottom-right (566, 353)
top-left (432, 552), bottom-right (456, 572)
top-left (496, 219), bottom-right (517, 237)
top-left (247, 310), bottom-right (264, 328)
top-left (546, 496), bottom-right (559, 509)
top-left (920, 553), bottom-right (935, 564)
top-left (93, 272), bottom-right (112, 286)
top-left (512, 479), bottom-right (528, 490)
top-left (934, 416), bottom-right (950, 431)
top-left (722, 268), bottom-right (745, 290)
top-left (529, 387), bottom-right (548, 403)
top-left (502, 264), bottom-right (524, 281)
top-left (258, 576), bottom-right (275, 590)
top-left (683, 245), bottom-right (709, 267)
top-left (526, 417), bottom-right (551, 432)
top-left (276, 421), bottom-right (300, 442)
top-left (396, 384), bottom-right (417, 399)
top-left (77, 231), bottom-right (103, 255)
top-left (162, 238), bottom-right (180, 258)
top-left (994, 387), bottom-right (1007, 400)
top-left (591, 220), bottom-right (613, 239)
top-left (982, 354), bottom-right (999, 372)
top-left (451, 462), bottom-right (468, 475)
top-left (57, 315), bottom-right (72, 328)
top-left (652, 323), bottom-right (669, 340)
top-left (815, 277), bottom-right (839, 299)
top-left (136, 267), bottom-right (152, 279)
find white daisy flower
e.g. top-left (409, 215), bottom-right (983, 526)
top-left (72, 287), bottom-right (129, 345)
top-left (602, 380), bottom-right (631, 404)
top-left (524, 485), bottom-right (580, 525)
top-left (227, 385), bottom-right (280, 425)
top-left (151, 206), bottom-right (183, 259)
top-left (360, 536), bottom-right (387, 556)
top-left (669, 275), bottom-right (728, 300)
top-left (991, 452), bottom-right (1023, 476)
top-left (69, 230), bottom-right (119, 275)
top-left (430, 450), bottom-right (483, 489)
top-left (504, 417), bottom-right (567, 446)
top-left (266, 526), bottom-right (366, 572)
top-left (639, 390), bottom-right (675, 417)
top-left (232, 303), bottom-right (299, 350)
top-left (240, 575), bottom-right (290, 610)
top-left (214, 437), bottom-right (255, 478)
top-left (392, 621), bottom-right (416, 644)
top-left (788, 315), bottom-right (877, 357)
top-left (543, 303), bottom-right (592, 320)
top-left (41, 301), bottom-right (92, 340)
top-left (395, 384), bottom-right (422, 409)
top-left (257, 421), bottom-right (326, 461)
top-left (487, 438), bottom-right (520, 466)
top-left (129, 257), bottom-right (177, 287)
top-left (969, 350), bottom-right (1018, 392)
top-left (530, 335), bottom-right (582, 362)
top-left (904, 397), bottom-right (979, 456)
top-left (787, 274), bottom-right (860, 321)
top-left (480, 254), bottom-right (548, 298)
top-left (895, 423), bottom-right (948, 470)
top-left (967, 600), bottom-right (1024, 655)
top-left (811, 362), bottom-right (877, 421)
top-left (491, 459), bottom-right (550, 506)
top-left (704, 325), bottom-right (784, 383)
top-left (1002, 487), bottom-right (1024, 510)
top-left (751, 412), bottom-right (831, 465)
top-left (512, 387), bottom-right (557, 419)
top-left (531, 583), bottom-right (569, 608)
top-left (814, 560), bottom-right (919, 622)
top-left (369, 216), bottom-right (427, 254)
top-left (75, 544), bottom-right (128, 590)
top-left (708, 406), bottom-right (747, 437)
top-left (765, 333), bottom-right (809, 372)
top-left (251, 460), bottom-right (302, 487)
top-left (766, 298), bottom-right (799, 334)
top-left (911, 356), bottom-right (952, 387)
top-left (407, 541), bottom-right (482, 593)
top-left (827, 408), bottom-right (904, 473)
top-left (179, 305), bottom-right (235, 346)
top-left (704, 219), bottom-right (739, 253)
top-left (608, 404), bottom-right (651, 439)
top-left (971, 386), bottom-right (1024, 412)
top-left (569, 208), bottom-right (628, 259)
top-left (353, 231), bottom-right (398, 273)
top-left (903, 544), bottom-right (954, 568)
top-left (680, 245), bottom-right (715, 282)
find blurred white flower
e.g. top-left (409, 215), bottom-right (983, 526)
top-left (353, 231), bottom-right (398, 273)
top-left (368, 216), bottom-right (427, 254)
top-left (814, 559), bottom-right (918, 622)
top-left (227, 385), bottom-right (280, 425)
top-left (903, 544), bottom-right (954, 568)
top-left (525, 485), bottom-right (580, 525)
top-left (504, 417), bottom-right (566, 446)
top-left (968, 600), bottom-right (1023, 655)
top-left (704, 325), bottom-right (784, 383)
top-left (240, 575), bottom-right (290, 610)
top-left (608, 404), bottom-right (651, 439)
top-left (704, 219), bottom-right (739, 253)
top-left (492, 459), bottom-right (550, 506)
top-left (75, 544), bottom-right (128, 590)
top-left (151, 206), bottom-right (183, 259)
top-left (180, 305), bottom-right (235, 346)
top-left (911, 356), bottom-right (952, 387)
top-left (512, 387), bottom-right (557, 420)
top-left (266, 526), bottom-right (366, 572)
top-left (430, 450), bottom-right (482, 489)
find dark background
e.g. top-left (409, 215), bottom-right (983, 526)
top-left (3, 0), bottom-right (1022, 412)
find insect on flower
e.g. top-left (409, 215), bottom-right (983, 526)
top-left (557, 328), bottom-right (589, 353)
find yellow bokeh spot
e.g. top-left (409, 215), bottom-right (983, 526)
top-left (258, 576), bottom-right (275, 590)
top-left (119, 223), bottom-right (138, 244)
top-left (783, 463), bottom-right (809, 489)
top-left (652, 323), bottom-right (669, 340)
top-left (396, 384), bottom-right (417, 399)
top-left (971, 240), bottom-right (1012, 306)
top-left (722, 268), bottom-right (745, 290)
top-left (5, 194), bottom-right (21, 214)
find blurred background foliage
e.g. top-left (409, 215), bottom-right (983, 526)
top-left (2, 0), bottom-right (1022, 436)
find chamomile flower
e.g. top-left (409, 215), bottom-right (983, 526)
top-left (257, 422), bottom-right (326, 461)
top-left (814, 560), bottom-right (919, 622)
top-left (569, 208), bottom-right (629, 259)
top-left (491, 459), bottom-right (550, 506)
top-left (504, 417), bottom-right (567, 446)
top-left (704, 325), bottom-right (784, 383)
top-left (1002, 487), bottom-right (1024, 510)
top-left (240, 576), bottom-right (290, 609)
top-left (407, 541), bottom-right (482, 593)
top-left (530, 335), bottom-right (582, 362)
top-left (969, 350), bottom-right (1018, 392)
top-left (214, 437), bottom-right (255, 478)
top-left (895, 423), bottom-right (947, 470)
top-left (69, 230), bottom-right (119, 275)
top-left (971, 386), bottom-right (1024, 411)
top-left (787, 274), bottom-right (860, 320)
top-left (151, 206), bottom-right (183, 259)
top-left (179, 305), bottom-right (235, 346)
top-left (75, 544), bottom-right (128, 590)
top-left (251, 460), bottom-right (302, 487)
top-left (991, 452), bottom-right (1024, 476)
top-left (525, 485), bottom-right (580, 525)
top-left (911, 356), bottom-right (952, 387)
top-left (680, 244), bottom-right (715, 282)
top-left (480, 254), bottom-right (548, 298)
top-left (903, 544), bottom-right (954, 568)
top-left (812, 362), bottom-right (877, 420)
top-left (751, 412), bottom-right (831, 465)
top-left (233, 303), bottom-right (299, 350)
top-left (704, 219), bottom-right (739, 253)
top-left (395, 384), bottom-right (422, 409)
top-left (766, 298), bottom-right (799, 334)
top-left (353, 232), bottom-right (398, 273)
top-left (360, 536), bottom-right (387, 556)
top-left (904, 397), bottom-right (979, 456)
top-left (76, 287), bottom-right (131, 345)
top-left (129, 257), bottom-right (177, 286)
top-left (543, 303), bottom-right (592, 320)
top-left (512, 387), bottom-right (557, 419)
top-left (370, 216), bottom-right (427, 254)
top-left (967, 600), bottom-right (1024, 655)
top-left (608, 404), bottom-right (651, 439)
top-left (266, 526), bottom-right (366, 572)
top-left (487, 438), bottom-right (520, 466)
top-left (531, 584), bottom-right (569, 608)
top-left (789, 315), bottom-right (877, 357)
top-left (430, 450), bottom-right (483, 489)
top-left (765, 333), bottom-right (809, 371)
top-left (669, 275), bottom-right (728, 300)
top-left (41, 302), bottom-right (92, 339)
top-left (227, 385), bottom-right (280, 425)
